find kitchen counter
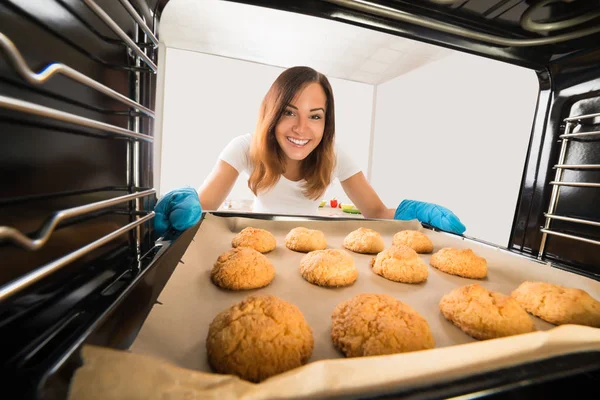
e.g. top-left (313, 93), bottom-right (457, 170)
top-left (218, 200), bottom-right (363, 219)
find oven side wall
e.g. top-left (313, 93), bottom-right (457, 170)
top-left (510, 49), bottom-right (600, 277)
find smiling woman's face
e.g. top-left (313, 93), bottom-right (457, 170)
top-left (274, 82), bottom-right (327, 162)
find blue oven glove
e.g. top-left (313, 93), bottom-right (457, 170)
top-left (394, 199), bottom-right (466, 234)
top-left (154, 186), bottom-right (202, 236)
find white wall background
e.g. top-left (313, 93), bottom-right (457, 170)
top-left (157, 47), bottom-right (539, 247)
top-left (158, 47), bottom-right (373, 205)
top-left (370, 52), bottom-right (539, 246)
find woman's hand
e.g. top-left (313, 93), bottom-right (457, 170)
top-left (394, 200), bottom-right (466, 234)
top-left (153, 160), bottom-right (238, 237)
top-left (154, 187), bottom-right (202, 236)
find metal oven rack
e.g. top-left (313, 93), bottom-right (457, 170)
top-left (539, 111), bottom-right (600, 257)
top-left (0, 2), bottom-right (171, 396)
top-left (0, 0), bottom-right (157, 301)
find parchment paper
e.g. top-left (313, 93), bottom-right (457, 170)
top-left (68, 213), bottom-right (600, 399)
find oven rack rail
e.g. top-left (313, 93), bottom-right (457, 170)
top-left (4, 0), bottom-right (151, 73)
top-left (0, 0), bottom-right (159, 303)
top-left (0, 190), bottom-right (156, 302)
top-left (117, 0), bottom-right (158, 47)
top-left (325, 0), bottom-right (600, 47)
top-left (539, 111), bottom-right (600, 257)
top-left (0, 94), bottom-right (153, 141)
top-left (0, 189), bottom-right (155, 251)
top-left (81, 0), bottom-right (157, 72)
top-left (0, 211), bottom-right (155, 303)
top-left (0, 32), bottom-right (155, 118)
top-left (0, 0), bottom-right (158, 142)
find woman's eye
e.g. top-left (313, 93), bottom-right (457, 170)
top-left (283, 110), bottom-right (295, 117)
top-left (310, 114), bottom-right (322, 120)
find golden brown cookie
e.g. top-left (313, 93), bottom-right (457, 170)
top-left (206, 294), bottom-right (314, 382)
top-left (511, 281), bottom-right (600, 328)
top-left (392, 230), bottom-right (434, 254)
top-left (439, 284), bottom-right (535, 340)
top-left (370, 245), bottom-right (428, 284)
top-left (331, 293), bottom-right (435, 357)
top-left (231, 227), bottom-right (276, 253)
top-left (299, 249), bottom-right (358, 287)
top-left (284, 227), bottom-right (327, 252)
top-left (342, 227), bottom-right (385, 254)
top-left (430, 247), bottom-right (487, 279)
top-left (211, 247), bottom-right (275, 290)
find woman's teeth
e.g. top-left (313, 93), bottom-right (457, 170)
top-left (287, 137), bottom-right (309, 146)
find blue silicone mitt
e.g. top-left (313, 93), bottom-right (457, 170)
top-left (154, 186), bottom-right (202, 236)
top-left (394, 199), bottom-right (466, 234)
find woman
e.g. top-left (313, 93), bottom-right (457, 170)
top-left (154, 66), bottom-right (465, 236)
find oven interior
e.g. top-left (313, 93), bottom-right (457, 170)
top-left (0, 0), bottom-right (599, 398)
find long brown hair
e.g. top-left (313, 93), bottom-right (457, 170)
top-left (248, 66), bottom-right (336, 200)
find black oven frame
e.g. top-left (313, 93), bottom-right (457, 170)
top-left (1, 1), bottom-right (599, 399)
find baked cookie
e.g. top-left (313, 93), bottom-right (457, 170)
top-left (284, 227), bottom-right (327, 252)
top-left (342, 227), bottom-right (385, 254)
top-left (211, 247), bottom-right (275, 290)
top-left (430, 247), bottom-right (487, 279)
top-left (206, 295), bottom-right (314, 382)
top-left (511, 281), bottom-right (600, 328)
top-left (331, 293), bottom-right (435, 357)
top-left (370, 245), bottom-right (428, 284)
top-left (392, 230), bottom-right (434, 254)
top-left (300, 249), bottom-right (358, 287)
top-left (231, 227), bottom-right (276, 253)
top-left (439, 284), bottom-right (535, 340)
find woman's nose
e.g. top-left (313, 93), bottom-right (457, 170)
top-left (293, 117), bottom-right (308, 135)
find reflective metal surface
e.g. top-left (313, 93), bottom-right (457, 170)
top-left (326, 0), bottom-right (600, 46)
top-left (0, 32), bottom-right (154, 118)
top-left (0, 212), bottom-right (154, 302)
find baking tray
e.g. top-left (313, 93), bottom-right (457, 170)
top-left (68, 212), bottom-right (600, 399)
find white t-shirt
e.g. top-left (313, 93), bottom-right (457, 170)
top-left (218, 133), bottom-right (361, 215)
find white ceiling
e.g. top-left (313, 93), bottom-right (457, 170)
top-left (159, 0), bottom-right (453, 85)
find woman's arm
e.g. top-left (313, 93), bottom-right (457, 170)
top-left (198, 160), bottom-right (240, 211)
top-left (340, 171), bottom-right (395, 219)
top-left (341, 171), bottom-right (466, 233)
